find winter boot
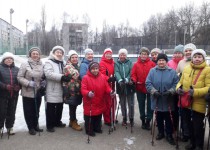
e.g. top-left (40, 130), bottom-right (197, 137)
top-left (7, 128), bottom-right (15, 135)
top-left (156, 133), bottom-right (165, 140)
top-left (130, 118), bottom-right (134, 127)
top-left (166, 134), bottom-right (176, 145)
top-left (185, 143), bottom-right (196, 150)
top-left (70, 120), bottom-right (82, 131)
top-left (122, 117), bottom-right (127, 126)
top-left (29, 129), bottom-right (36, 135)
top-left (35, 126), bottom-right (43, 132)
top-left (141, 119), bottom-right (146, 129)
top-left (145, 120), bottom-right (151, 130)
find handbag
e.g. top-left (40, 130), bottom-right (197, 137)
top-left (178, 68), bottom-right (203, 108)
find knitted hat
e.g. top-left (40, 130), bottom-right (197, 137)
top-left (184, 43), bottom-right (196, 52)
top-left (118, 48), bottom-right (128, 56)
top-left (88, 62), bottom-right (99, 71)
top-left (151, 48), bottom-right (161, 54)
top-left (156, 53), bottom-right (168, 62)
top-left (84, 48), bottom-right (93, 55)
top-left (191, 49), bottom-right (206, 60)
top-left (174, 44), bottom-right (184, 54)
top-left (2, 52), bottom-right (14, 62)
top-left (68, 50), bottom-right (78, 58)
top-left (104, 48), bottom-right (112, 55)
top-left (139, 47), bottom-right (150, 55)
top-left (52, 46), bottom-right (65, 54)
top-left (28, 47), bottom-right (41, 57)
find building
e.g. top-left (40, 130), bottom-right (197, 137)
top-left (0, 18), bottom-right (24, 54)
top-left (62, 23), bottom-right (88, 54)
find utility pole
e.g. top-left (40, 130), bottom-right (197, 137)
top-left (26, 19), bottom-right (29, 52)
top-left (10, 8), bottom-right (14, 53)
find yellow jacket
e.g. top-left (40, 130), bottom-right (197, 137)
top-left (176, 61), bottom-right (210, 114)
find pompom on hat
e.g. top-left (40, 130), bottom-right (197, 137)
top-left (184, 43), bottom-right (196, 52)
top-left (1, 52), bottom-right (14, 62)
top-left (68, 50), bottom-right (78, 58)
top-left (191, 49), bottom-right (206, 60)
top-left (118, 48), bottom-right (128, 56)
top-left (156, 53), bottom-right (168, 62)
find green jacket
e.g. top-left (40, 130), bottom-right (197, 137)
top-left (114, 58), bottom-right (134, 95)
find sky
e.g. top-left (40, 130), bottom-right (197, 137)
top-left (0, 0), bottom-right (207, 33)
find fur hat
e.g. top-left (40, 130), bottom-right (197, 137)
top-left (68, 50), bottom-right (78, 58)
top-left (174, 44), bottom-right (184, 54)
top-left (139, 47), bottom-right (150, 55)
top-left (156, 53), bottom-right (168, 62)
top-left (88, 62), bottom-right (99, 71)
top-left (191, 49), bottom-right (206, 60)
top-left (118, 48), bottom-right (128, 56)
top-left (151, 48), bottom-right (161, 54)
top-left (52, 46), bottom-right (65, 54)
top-left (28, 47), bottom-right (41, 57)
top-left (104, 48), bottom-right (112, 55)
top-left (184, 43), bottom-right (196, 52)
top-left (1, 52), bottom-right (14, 62)
top-left (84, 48), bottom-right (93, 55)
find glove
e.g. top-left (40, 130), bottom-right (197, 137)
top-left (88, 91), bottom-right (94, 98)
top-left (162, 90), bottom-right (171, 96)
top-left (110, 91), bottom-right (116, 98)
top-left (153, 91), bottom-right (161, 99)
top-left (189, 88), bottom-right (194, 97)
top-left (14, 85), bottom-right (20, 92)
top-left (6, 84), bottom-right (13, 91)
top-left (177, 88), bottom-right (184, 95)
top-left (61, 75), bottom-right (71, 82)
top-left (28, 81), bottom-right (37, 88)
top-left (108, 76), bottom-right (116, 83)
top-left (123, 78), bottom-right (129, 84)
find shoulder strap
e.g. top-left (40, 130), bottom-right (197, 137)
top-left (193, 68), bottom-right (203, 85)
top-left (28, 61), bottom-right (33, 70)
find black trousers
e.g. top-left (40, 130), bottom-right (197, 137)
top-left (156, 111), bottom-right (174, 135)
top-left (46, 102), bottom-right (63, 129)
top-left (183, 108), bottom-right (205, 148)
top-left (69, 105), bottom-right (77, 121)
top-left (0, 95), bottom-right (18, 129)
top-left (23, 96), bottom-right (42, 130)
top-left (84, 114), bottom-right (102, 133)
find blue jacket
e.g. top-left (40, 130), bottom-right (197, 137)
top-left (79, 58), bottom-right (92, 79)
top-left (146, 66), bottom-right (179, 111)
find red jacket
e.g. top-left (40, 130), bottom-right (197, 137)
top-left (99, 56), bottom-right (114, 81)
top-left (81, 71), bottom-right (111, 116)
top-left (131, 57), bottom-right (156, 93)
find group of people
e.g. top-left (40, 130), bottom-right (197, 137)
top-left (0, 43), bottom-right (209, 150)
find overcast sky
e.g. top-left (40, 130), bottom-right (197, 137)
top-left (0, 0), bottom-right (207, 33)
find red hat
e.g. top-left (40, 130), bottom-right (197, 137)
top-left (104, 48), bottom-right (112, 55)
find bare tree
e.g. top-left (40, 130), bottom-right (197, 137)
top-left (40, 5), bottom-right (47, 54)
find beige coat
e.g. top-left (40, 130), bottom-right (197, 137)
top-left (17, 58), bottom-right (44, 98)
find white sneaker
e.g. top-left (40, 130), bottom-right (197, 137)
top-left (7, 128), bottom-right (15, 135)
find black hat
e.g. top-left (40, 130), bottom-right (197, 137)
top-left (156, 53), bottom-right (168, 62)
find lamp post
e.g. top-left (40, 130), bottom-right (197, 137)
top-left (26, 19), bottom-right (29, 51)
top-left (175, 30), bottom-right (177, 46)
top-left (184, 26), bottom-right (187, 45)
top-left (10, 8), bottom-right (14, 53)
top-left (155, 30), bottom-right (158, 48)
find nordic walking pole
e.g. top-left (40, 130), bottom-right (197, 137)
top-left (33, 86), bottom-right (40, 136)
top-left (87, 91), bottom-right (93, 144)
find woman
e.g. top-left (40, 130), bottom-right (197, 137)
top-left (150, 48), bottom-right (162, 64)
top-left (81, 62), bottom-right (114, 136)
top-left (63, 50), bottom-right (82, 131)
top-left (115, 48), bottom-right (135, 126)
top-left (167, 44), bottom-right (184, 70)
top-left (99, 48), bottom-right (116, 126)
top-left (131, 47), bottom-right (155, 130)
top-left (0, 52), bottom-right (20, 135)
top-left (80, 48), bottom-right (94, 79)
top-left (176, 49), bottom-right (210, 150)
top-left (146, 53), bottom-right (179, 145)
top-left (18, 47), bottom-right (44, 135)
top-left (44, 46), bottom-right (70, 133)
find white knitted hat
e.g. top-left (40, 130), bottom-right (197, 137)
top-left (84, 48), bottom-right (93, 55)
top-left (118, 48), bottom-right (128, 56)
top-left (184, 43), bottom-right (196, 52)
top-left (52, 46), bottom-right (65, 54)
top-left (68, 50), bottom-right (78, 58)
top-left (2, 52), bottom-right (14, 61)
top-left (191, 49), bottom-right (206, 60)
top-left (151, 48), bottom-right (161, 54)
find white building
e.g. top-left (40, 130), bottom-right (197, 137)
top-left (0, 18), bottom-right (24, 54)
